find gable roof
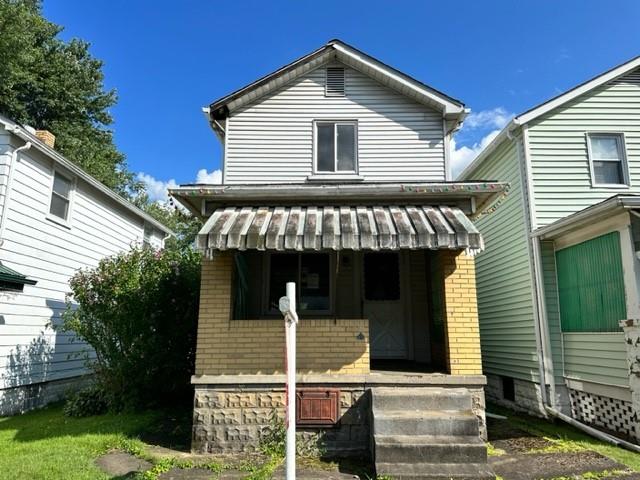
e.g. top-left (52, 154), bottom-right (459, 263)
top-left (459, 54), bottom-right (640, 180)
top-left (205, 39), bottom-right (467, 124)
top-left (0, 114), bottom-right (174, 236)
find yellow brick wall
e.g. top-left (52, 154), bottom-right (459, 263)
top-left (440, 251), bottom-right (483, 375)
top-left (195, 252), bottom-right (370, 376)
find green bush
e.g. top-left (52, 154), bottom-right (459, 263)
top-left (62, 246), bottom-right (201, 410)
top-left (63, 385), bottom-right (109, 417)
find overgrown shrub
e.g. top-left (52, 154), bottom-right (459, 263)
top-left (62, 246), bottom-right (201, 410)
top-left (63, 385), bottom-right (110, 417)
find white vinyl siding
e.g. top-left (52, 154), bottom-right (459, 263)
top-left (224, 63), bottom-right (446, 183)
top-left (465, 138), bottom-right (540, 381)
top-left (528, 68), bottom-right (640, 227)
top-left (0, 142), bottom-right (158, 392)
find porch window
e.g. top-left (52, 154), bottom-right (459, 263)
top-left (267, 253), bottom-right (331, 314)
top-left (587, 133), bottom-right (629, 186)
top-left (315, 121), bottom-right (357, 173)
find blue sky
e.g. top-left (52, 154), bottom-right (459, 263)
top-left (43, 0), bottom-right (640, 199)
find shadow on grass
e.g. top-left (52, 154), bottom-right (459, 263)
top-left (0, 402), bottom-right (193, 452)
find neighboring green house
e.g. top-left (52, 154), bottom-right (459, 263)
top-left (459, 55), bottom-right (640, 441)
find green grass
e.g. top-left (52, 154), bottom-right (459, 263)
top-left (0, 404), bottom-right (164, 480)
top-left (489, 404), bottom-right (640, 471)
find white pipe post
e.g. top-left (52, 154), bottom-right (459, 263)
top-left (285, 282), bottom-right (297, 480)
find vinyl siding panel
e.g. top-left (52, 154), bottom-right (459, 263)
top-left (465, 138), bottom-right (539, 381)
top-left (541, 241), bottom-right (564, 383)
top-left (225, 63), bottom-right (446, 183)
top-left (562, 332), bottom-right (629, 387)
top-left (0, 145), bottom-right (152, 392)
top-left (529, 68), bottom-right (640, 226)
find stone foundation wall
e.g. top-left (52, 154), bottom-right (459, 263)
top-left (193, 382), bottom-right (488, 454)
top-left (485, 374), bottom-right (547, 416)
top-left (0, 375), bottom-right (91, 416)
top-left (620, 319), bottom-right (640, 442)
top-left (193, 385), bottom-right (369, 456)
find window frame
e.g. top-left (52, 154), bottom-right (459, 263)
top-left (46, 168), bottom-right (76, 227)
top-left (262, 252), bottom-right (335, 316)
top-left (313, 120), bottom-right (358, 175)
top-left (586, 132), bottom-right (630, 188)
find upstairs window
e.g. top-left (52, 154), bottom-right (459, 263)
top-left (315, 121), bottom-right (357, 173)
top-left (587, 133), bottom-right (629, 186)
top-left (325, 67), bottom-right (345, 96)
top-left (49, 171), bottom-right (73, 221)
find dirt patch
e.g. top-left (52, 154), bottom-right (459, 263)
top-left (488, 417), bottom-right (555, 453)
top-left (490, 451), bottom-right (628, 480)
top-left (95, 451), bottom-right (152, 477)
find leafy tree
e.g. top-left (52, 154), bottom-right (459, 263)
top-left (136, 195), bottom-right (203, 249)
top-left (0, 0), bottom-right (141, 196)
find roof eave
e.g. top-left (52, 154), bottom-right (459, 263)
top-left (207, 39), bottom-right (466, 122)
top-left (532, 194), bottom-right (640, 240)
top-left (457, 120), bottom-right (521, 180)
top-left (0, 116), bottom-right (174, 236)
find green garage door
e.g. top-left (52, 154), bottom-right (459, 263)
top-left (555, 231), bottom-right (626, 332)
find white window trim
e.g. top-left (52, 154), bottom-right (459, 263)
top-left (586, 132), bottom-right (631, 189)
top-left (46, 167), bottom-right (76, 228)
top-left (312, 120), bottom-right (358, 175)
top-left (262, 251), bottom-right (335, 316)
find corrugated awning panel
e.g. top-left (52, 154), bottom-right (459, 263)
top-left (197, 206), bottom-right (483, 253)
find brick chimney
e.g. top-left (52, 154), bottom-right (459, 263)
top-left (35, 130), bottom-right (56, 149)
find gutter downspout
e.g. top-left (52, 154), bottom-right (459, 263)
top-left (519, 124), bottom-right (552, 408)
top-left (0, 137), bottom-right (32, 246)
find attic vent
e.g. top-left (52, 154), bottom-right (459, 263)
top-left (325, 67), bottom-right (345, 96)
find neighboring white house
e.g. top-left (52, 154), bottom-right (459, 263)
top-left (0, 115), bottom-right (172, 415)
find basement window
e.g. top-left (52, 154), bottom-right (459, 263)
top-left (315, 121), bottom-right (357, 173)
top-left (501, 376), bottom-right (515, 402)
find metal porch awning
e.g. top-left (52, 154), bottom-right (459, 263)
top-left (197, 205), bottom-right (483, 254)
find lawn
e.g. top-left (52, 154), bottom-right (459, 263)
top-left (0, 404), bottom-right (189, 480)
top-left (2, 403), bottom-right (640, 480)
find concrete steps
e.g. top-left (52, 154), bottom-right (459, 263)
top-left (371, 388), bottom-right (492, 480)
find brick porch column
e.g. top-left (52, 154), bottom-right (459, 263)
top-left (441, 250), bottom-right (483, 376)
top-left (194, 252), bottom-right (233, 376)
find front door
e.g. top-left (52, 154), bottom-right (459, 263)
top-left (363, 252), bottom-right (407, 359)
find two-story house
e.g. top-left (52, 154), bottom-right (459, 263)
top-left (459, 55), bottom-right (640, 444)
top-left (0, 115), bottom-right (172, 415)
top-left (170, 40), bottom-right (506, 477)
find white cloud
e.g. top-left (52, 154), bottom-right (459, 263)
top-left (464, 107), bottom-right (513, 130)
top-left (137, 168), bottom-right (223, 203)
top-left (451, 129), bottom-right (501, 179)
top-left (137, 172), bottom-right (178, 202)
top-left (195, 168), bottom-right (222, 184)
